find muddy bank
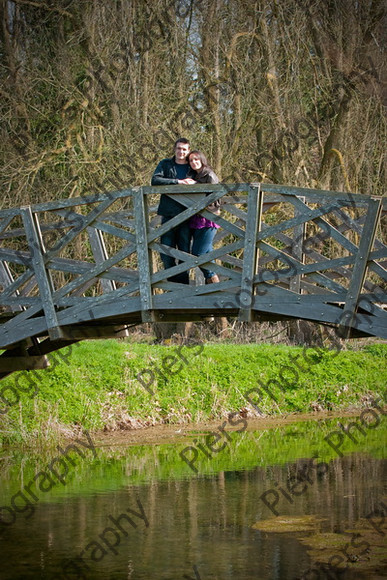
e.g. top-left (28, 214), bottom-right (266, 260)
top-left (91, 407), bottom-right (383, 449)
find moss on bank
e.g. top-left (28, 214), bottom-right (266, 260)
top-left (0, 340), bottom-right (386, 447)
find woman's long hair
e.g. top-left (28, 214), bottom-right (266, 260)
top-left (188, 150), bottom-right (213, 173)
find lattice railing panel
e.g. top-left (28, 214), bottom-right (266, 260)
top-left (0, 184), bottom-right (386, 364)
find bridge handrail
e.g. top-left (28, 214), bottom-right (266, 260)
top-left (0, 183), bottom-right (386, 367)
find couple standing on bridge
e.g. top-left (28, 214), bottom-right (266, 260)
top-left (151, 137), bottom-right (221, 285)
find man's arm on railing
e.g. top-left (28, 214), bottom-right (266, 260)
top-left (151, 159), bottom-right (179, 186)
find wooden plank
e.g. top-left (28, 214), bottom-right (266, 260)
top-left (54, 207), bottom-right (137, 243)
top-left (221, 205), bottom-right (248, 221)
top-left (0, 261), bottom-right (25, 312)
top-left (154, 278), bottom-right (240, 299)
top-left (288, 197), bottom-right (387, 277)
top-left (0, 218), bottom-right (77, 240)
top-left (87, 227), bottom-right (116, 293)
top-left (0, 208), bottom-right (20, 220)
top-left (148, 192), bottom-right (245, 243)
top-left (0, 249), bottom-right (31, 266)
top-left (21, 206), bottom-right (63, 341)
top-left (0, 215), bottom-right (16, 236)
top-left (142, 183), bottom-right (250, 196)
top-left (259, 242), bottom-right (357, 276)
top-left (261, 183), bottom-right (371, 205)
top-left (251, 300), bottom-right (345, 323)
top-left (8, 277), bottom-right (144, 342)
top-left (300, 280), bottom-right (343, 296)
top-left (0, 355), bottom-right (49, 372)
top-left (339, 198), bottom-right (382, 337)
top-left (170, 193), bottom-right (246, 240)
top-left (28, 188), bottom-right (132, 215)
top-left (88, 220), bottom-right (136, 242)
top-left (303, 272), bottom-right (347, 294)
top-left (56, 325), bottom-right (131, 340)
top-left (49, 241), bottom-right (137, 298)
top-left (56, 295), bottom-right (142, 328)
top-left (133, 187), bottom-right (154, 322)
top-left (368, 261), bottom-right (387, 283)
top-left (369, 249), bottom-right (387, 262)
top-left (335, 208), bottom-right (386, 252)
top-left (47, 256), bottom-right (138, 284)
top-left (0, 196), bottom-right (119, 326)
top-left (289, 197), bottom-right (305, 293)
top-left (150, 239), bottom-right (245, 285)
top-left (0, 296), bottom-right (40, 307)
top-left (257, 200), bottom-right (349, 242)
top-left (239, 184), bottom-right (262, 321)
top-left (150, 242), bottom-right (241, 282)
top-left (46, 196), bottom-right (117, 258)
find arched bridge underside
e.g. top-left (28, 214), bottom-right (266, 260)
top-left (0, 183), bottom-right (386, 378)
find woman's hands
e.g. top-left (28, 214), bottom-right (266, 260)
top-left (177, 178), bottom-right (197, 185)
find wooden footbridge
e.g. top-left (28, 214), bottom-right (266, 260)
top-left (0, 183), bottom-right (386, 377)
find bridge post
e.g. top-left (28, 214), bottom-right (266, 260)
top-left (338, 197), bottom-right (382, 337)
top-left (289, 197), bottom-right (305, 294)
top-left (87, 227), bottom-right (116, 294)
top-left (133, 187), bottom-right (154, 322)
top-left (20, 206), bottom-right (63, 341)
top-left (239, 184), bottom-right (262, 322)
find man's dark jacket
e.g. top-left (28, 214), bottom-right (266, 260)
top-left (152, 157), bottom-right (193, 217)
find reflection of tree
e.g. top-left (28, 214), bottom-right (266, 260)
top-left (3, 450), bottom-right (384, 578)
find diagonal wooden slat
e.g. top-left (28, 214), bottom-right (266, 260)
top-left (88, 220), bottom-right (136, 242)
top-left (47, 256), bottom-right (138, 283)
top-left (257, 200), bottom-right (351, 242)
top-left (151, 242), bottom-right (242, 285)
top-left (149, 239), bottom-right (245, 284)
top-left (87, 227), bottom-right (116, 293)
top-left (47, 196), bottom-right (118, 258)
top-left (133, 187), bottom-right (154, 322)
top-left (0, 214), bottom-right (16, 236)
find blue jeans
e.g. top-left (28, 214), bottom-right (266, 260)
top-left (160, 216), bottom-right (191, 284)
top-left (191, 227), bottom-right (217, 279)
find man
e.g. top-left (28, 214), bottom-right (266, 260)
top-left (151, 138), bottom-right (196, 284)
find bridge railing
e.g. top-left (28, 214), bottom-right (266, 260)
top-left (0, 183), bottom-right (386, 359)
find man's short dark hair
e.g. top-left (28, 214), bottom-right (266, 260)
top-left (174, 137), bottom-right (190, 148)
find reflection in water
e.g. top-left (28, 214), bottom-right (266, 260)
top-left (0, 418), bottom-right (386, 579)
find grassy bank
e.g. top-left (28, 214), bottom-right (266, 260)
top-left (0, 340), bottom-right (386, 447)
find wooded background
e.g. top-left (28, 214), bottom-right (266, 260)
top-left (0, 0), bottom-right (385, 209)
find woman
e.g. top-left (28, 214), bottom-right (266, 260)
top-left (188, 150), bottom-right (220, 284)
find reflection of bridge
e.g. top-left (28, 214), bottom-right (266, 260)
top-left (0, 183), bottom-right (386, 377)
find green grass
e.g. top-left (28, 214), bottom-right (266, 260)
top-left (0, 340), bottom-right (386, 447)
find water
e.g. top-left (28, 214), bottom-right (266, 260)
top-left (0, 415), bottom-right (386, 579)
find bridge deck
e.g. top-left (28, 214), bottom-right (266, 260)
top-left (0, 183), bottom-right (386, 377)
